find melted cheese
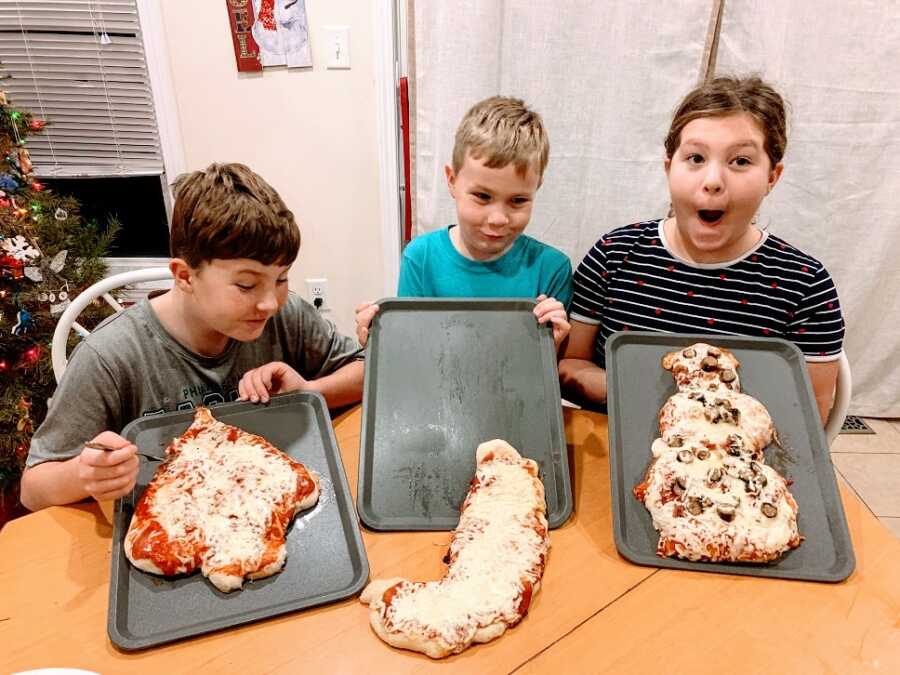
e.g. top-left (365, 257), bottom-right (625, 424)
top-left (642, 443), bottom-right (799, 560)
top-left (640, 344), bottom-right (801, 562)
top-left (369, 441), bottom-right (548, 654)
top-left (126, 411), bottom-right (317, 590)
top-left (660, 391), bottom-right (774, 454)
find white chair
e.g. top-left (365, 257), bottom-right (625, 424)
top-left (52, 267), bottom-right (173, 383)
top-left (824, 351), bottom-right (852, 446)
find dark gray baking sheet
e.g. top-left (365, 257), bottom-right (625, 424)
top-left (606, 331), bottom-right (855, 582)
top-left (359, 298), bottom-right (572, 530)
top-left (108, 392), bottom-right (369, 650)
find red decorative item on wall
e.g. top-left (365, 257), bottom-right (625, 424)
top-left (225, 0), bottom-right (262, 72)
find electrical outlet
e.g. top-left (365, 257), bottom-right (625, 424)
top-left (306, 278), bottom-right (328, 310)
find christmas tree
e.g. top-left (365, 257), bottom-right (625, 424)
top-left (0, 73), bottom-right (117, 523)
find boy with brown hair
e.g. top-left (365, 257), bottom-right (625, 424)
top-left (356, 95), bottom-right (572, 348)
top-left (21, 163), bottom-right (364, 511)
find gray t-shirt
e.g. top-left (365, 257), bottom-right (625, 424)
top-left (27, 293), bottom-right (362, 467)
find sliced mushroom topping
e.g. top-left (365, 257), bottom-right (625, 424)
top-left (707, 467), bottom-right (723, 484)
top-left (700, 356), bottom-right (719, 372)
top-left (677, 449), bottom-right (694, 464)
top-left (687, 497), bottom-right (703, 516)
top-left (716, 503), bottom-right (736, 522)
top-left (737, 467), bottom-right (754, 482)
top-left (720, 369), bottom-right (737, 383)
top-left (755, 473), bottom-right (768, 488)
top-left (761, 502), bottom-right (778, 518)
top-left (707, 347), bottom-right (722, 357)
top-left (668, 434), bottom-right (684, 448)
top-left (695, 448), bottom-right (710, 460)
top-left (702, 496), bottom-right (714, 508)
top-left (750, 461), bottom-right (762, 474)
top-left (727, 435), bottom-right (744, 456)
top-left (688, 390), bottom-right (705, 401)
top-left (682, 347), bottom-right (696, 358)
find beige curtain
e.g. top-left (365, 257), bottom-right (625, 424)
top-left (715, 0), bottom-right (900, 416)
top-left (412, 0), bottom-right (900, 415)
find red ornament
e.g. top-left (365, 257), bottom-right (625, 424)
top-left (741, 298), bottom-right (748, 304)
top-left (707, 318), bottom-right (716, 325)
top-left (1, 254), bottom-right (25, 279)
top-left (31, 181), bottom-right (44, 191)
top-left (667, 265), bottom-right (675, 272)
top-left (29, 119), bottom-right (46, 131)
top-left (771, 282), bottom-right (778, 288)
top-left (802, 266), bottom-right (809, 273)
top-left (763, 328), bottom-right (770, 335)
top-left (719, 274), bottom-right (727, 280)
top-left (637, 279), bottom-right (645, 286)
top-left (655, 308), bottom-right (662, 315)
top-left (687, 290), bottom-right (695, 297)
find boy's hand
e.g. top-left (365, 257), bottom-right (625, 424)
top-left (78, 431), bottom-right (139, 501)
top-left (355, 301), bottom-right (380, 347)
top-left (534, 295), bottom-right (571, 349)
top-left (239, 361), bottom-right (307, 404)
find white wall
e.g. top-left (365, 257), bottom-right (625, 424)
top-left (158, 0), bottom-right (386, 336)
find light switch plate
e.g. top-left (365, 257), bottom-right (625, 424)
top-left (325, 26), bottom-right (350, 69)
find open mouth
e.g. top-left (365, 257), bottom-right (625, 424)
top-left (698, 210), bottom-right (725, 224)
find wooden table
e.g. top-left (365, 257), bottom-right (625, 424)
top-left (2, 408), bottom-right (898, 674)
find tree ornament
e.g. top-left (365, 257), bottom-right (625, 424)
top-left (0, 254), bottom-right (24, 279)
top-left (11, 308), bottom-right (33, 335)
top-left (17, 148), bottom-right (32, 174)
top-left (54, 207), bottom-right (68, 221)
top-left (0, 174), bottom-right (18, 191)
top-left (1, 234), bottom-right (40, 261)
top-left (25, 248), bottom-right (67, 282)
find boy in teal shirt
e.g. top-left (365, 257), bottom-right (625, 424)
top-left (358, 96), bottom-right (572, 347)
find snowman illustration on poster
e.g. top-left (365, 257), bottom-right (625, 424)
top-left (251, 0), bottom-right (312, 68)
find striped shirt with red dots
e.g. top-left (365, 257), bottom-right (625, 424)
top-left (571, 219), bottom-right (845, 369)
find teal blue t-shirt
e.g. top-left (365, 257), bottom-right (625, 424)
top-left (397, 226), bottom-right (573, 307)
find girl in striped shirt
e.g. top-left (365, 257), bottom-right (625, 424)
top-left (559, 76), bottom-right (844, 425)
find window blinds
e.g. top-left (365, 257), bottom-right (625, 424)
top-left (0, 0), bottom-right (163, 177)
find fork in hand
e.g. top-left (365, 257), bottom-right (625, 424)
top-left (84, 441), bottom-right (164, 462)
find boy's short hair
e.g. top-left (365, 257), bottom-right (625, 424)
top-left (452, 96), bottom-right (550, 181)
top-left (665, 76), bottom-right (788, 168)
top-left (170, 162), bottom-right (300, 268)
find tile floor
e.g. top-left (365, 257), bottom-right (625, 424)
top-left (831, 418), bottom-right (900, 539)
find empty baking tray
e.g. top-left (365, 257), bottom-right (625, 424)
top-left (606, 331), bottom-right (855, 582)
top-left (358, 298), bottom-right (572, 530)
top-left (108, 391), bottom-right (369, 650)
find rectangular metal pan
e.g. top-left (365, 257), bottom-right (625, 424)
top-left (108, 392), bottom-right (369, 649)
top-left (606, 331), bottom-right (855, 582)
top-left (359, 298), bottom-right (572, 530)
